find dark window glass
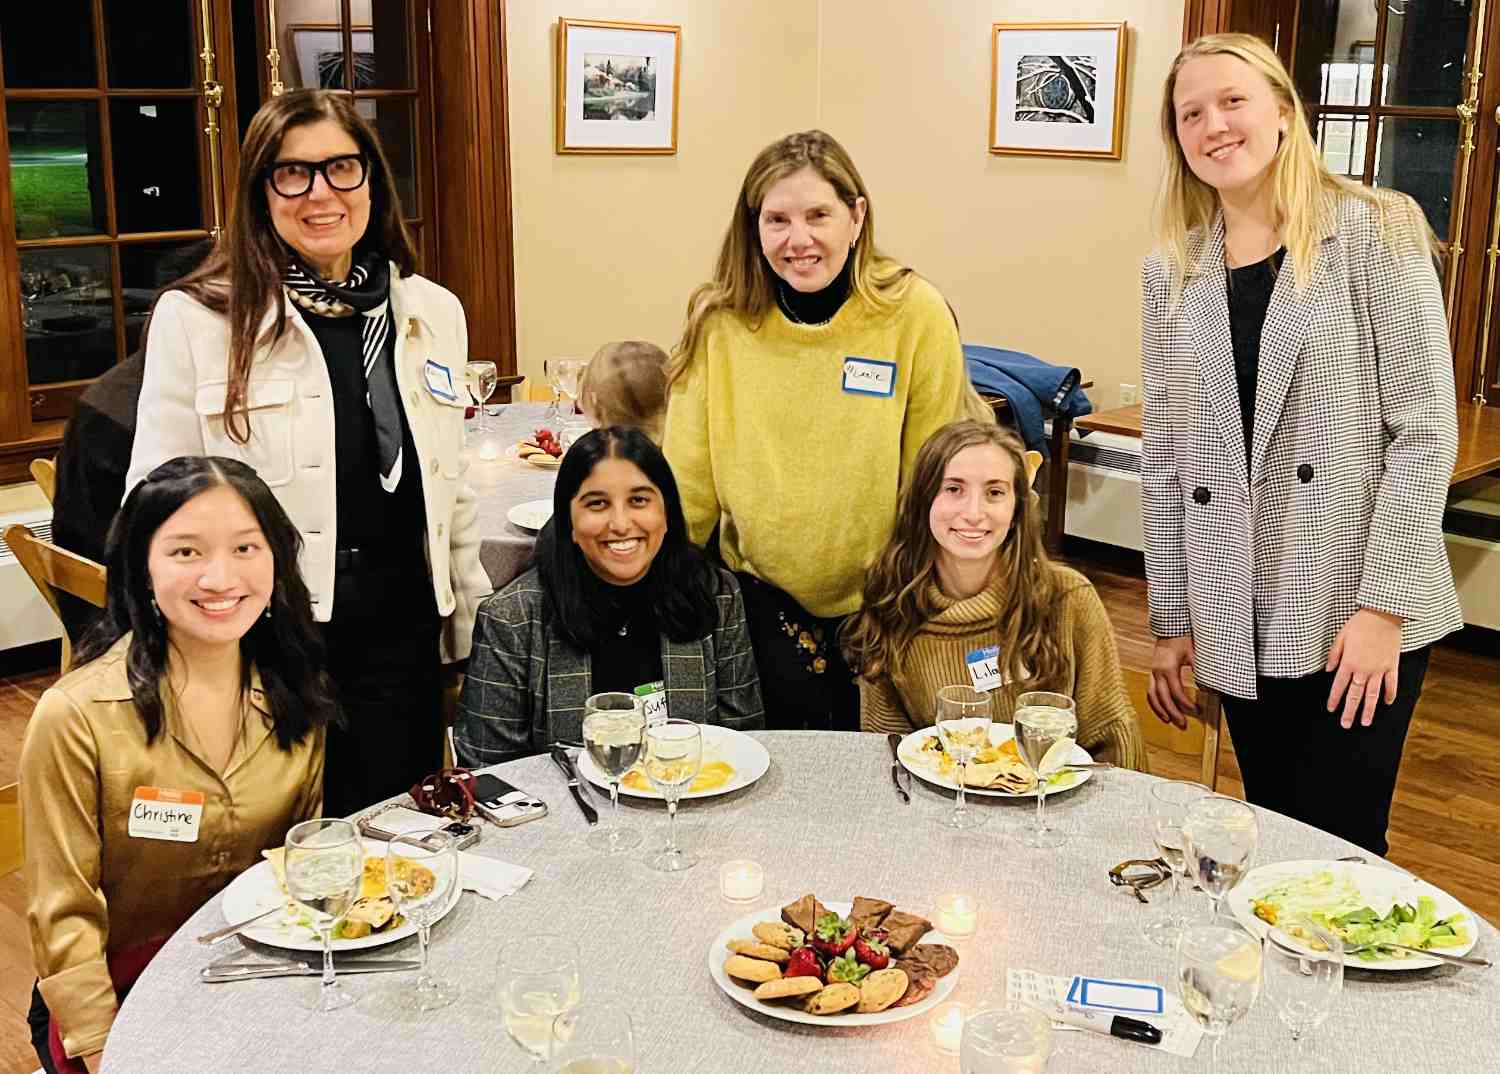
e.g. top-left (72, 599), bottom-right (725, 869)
top-left (120, 238), bottom-right (212, 352)
top-left (1381, 0), bottom-right (1471, 109)
top-left (21, 245), bottom-right (117, 385)
top-left (104, 0), bottom-right (194, 88)
top-left (360, 97), bottom-right (416, 217)
top-left (1374, 117), bottom-right (1459, 238)
top-left (8, 101), bottom-right (108, 238)
top-left (109, 98), bottom-right (203, 233)
top-left (369, 0), bottom-right (412, 89)
top-left (1, 3), bottom-right (97, 88)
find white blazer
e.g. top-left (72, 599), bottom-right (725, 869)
top-left (1140, 194), bottom-right (1463, 700)
top-left (125, 268), bottom-right (493, 663)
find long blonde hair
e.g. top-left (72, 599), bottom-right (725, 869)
top-left (669, 130), bottom-right (913, 386)
top-left (1155, 33), bottom-right (1435, 300)
top-left (840, 421), bottom-right (1065, 699)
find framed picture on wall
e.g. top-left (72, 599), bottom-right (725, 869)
top-left (290, 25), bottom-right (376, 90)
top-left (555, 18), bottom-right (681, 154)
top-left (990, 21), bottom-right (1128, 160)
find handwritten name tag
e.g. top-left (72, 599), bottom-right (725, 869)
top-left (966, 646), bottom-right (1003, 693)
top-left (634, 680), bottom-right (668, 725)
top-left (842, 357), bottom-right (897, 397)
top-left (423, 359), bottom-right (458, 403)
top-left (128, 786), bottom-right (204, 842)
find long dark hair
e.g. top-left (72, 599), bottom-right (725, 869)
top-left (148, 89), bottom-right (417, 443)
top-left (76, 456), bottom-right (339, 748)
top-left (538, 427), bottom-right (718, 648)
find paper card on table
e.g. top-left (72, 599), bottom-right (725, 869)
top-left (1007, 969), bottom-right (1203, 1059)
top-left (458, 851), bottom-right (534, 902)
top-left (1067, 975), bottom-right (1165, 1014)
top-left (128, 786), bottom-right (204, 842)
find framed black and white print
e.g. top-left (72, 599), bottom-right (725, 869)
top-left (990, 22), bottom-right (1128, 160)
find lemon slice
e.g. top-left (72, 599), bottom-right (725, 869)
top-left (1038, 737), bottom-right (1076, 776)
top-left (1215, 940), bottom-right (1263, 982)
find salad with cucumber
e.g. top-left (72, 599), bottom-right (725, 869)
top-left (1250, 870), bottom-right (1471, 962)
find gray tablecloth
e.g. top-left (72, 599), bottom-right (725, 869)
top-left (102, 733), bottom-right (1497, 1073)
top-left (468, 402), bottom-right (561, 589)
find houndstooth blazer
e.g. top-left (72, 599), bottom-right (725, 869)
top-left (1140, 194), bottom-right (1464, 700)
top-left (453, 566), bottom-right (764, 765)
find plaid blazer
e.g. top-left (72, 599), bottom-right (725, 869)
top-left (1140, 194), bottom-right (1463, 700)
top-left (453, 566), bottom-right (764, 764)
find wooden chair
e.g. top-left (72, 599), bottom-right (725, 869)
top-left (0, 782), bottom-right (20, 880)
top-left (29, 457), bottom-right (57, 504)
top-left (1122, 667), bottom-right (1224, 790)
top-left (4, 524), bottom-right (107, 673)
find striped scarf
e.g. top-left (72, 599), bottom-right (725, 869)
top-left (283, 253), bottom-right (403, 493)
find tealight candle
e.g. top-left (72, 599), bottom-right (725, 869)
top-left (934, 892), bottom-right (978, 939)
top-left (719, 860), bottom-right (764, 903)
top-left (929, 1001), bottom-right (969, 1055)
top-left (477, 436), bottom-right (500, 461)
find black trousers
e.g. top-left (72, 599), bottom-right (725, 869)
top-left (320, 555), bottom-right (444, 818)
top-left (1220, 646), bottom-right (1432, 857)
top-left (735, 572), bottom-right (859, 732)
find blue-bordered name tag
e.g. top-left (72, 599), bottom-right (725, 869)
top-left (423, 359), bottom-right (458, 402)
top-left (966, 645), bottom-right (1002, 693)
top-left (842, 357), bottom-right (897, 397)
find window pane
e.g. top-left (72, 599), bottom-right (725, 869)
top-left (109, 98), bottom-right (203, 233)
top-left (1, 3), bottom-right (97, 88)
top-left (1373, 117), bottom-right (1459, 238)
top-left (360, 97), bottom-right (416, 218)
top-left (1381, 0), bottom-right (1471, 108)
top-left (1315, 115), bottom-right (1368, 181)
top-left (368, 0), bottom-right (412, 89)
top-left (278, 4), bottom-right (346, 91)
top-left (104, 0), bottom-right (194, 89)
top-left (21, 245), bottom-right (117, 385)
top-left (1294, 2), bottom-right (1378, 107)
top-left (8, 101), bottom-right (108, 239)
top-left (120, 238), bottom-right (212, 353)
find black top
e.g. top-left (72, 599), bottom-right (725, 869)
top-left (589, 576), bottom-right (665, 695)
top-left (774, 255), bottom-right (853, 325)
top-left (300, 309), bottom-right (425, 551)
top-left (1226, 247), bottom-right (1286, 465)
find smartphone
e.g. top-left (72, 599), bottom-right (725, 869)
top-left (471, 773), bottom-right (548, 828)
top-left (358, 805), bottom-right (481, 850)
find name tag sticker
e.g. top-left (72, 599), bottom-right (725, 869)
top-left (634, 680), bottom-right (668, 726)
top-left (1067, 976), bottom-right (1165, 1015)
top-left (842, 357), bottom-right (897, 397)
top-left (423, 359), bottom-right (458, 402)
top-left (966, 645), bottom-right (1002, 693)
top-left (128, 786), bottom-right (204, 843)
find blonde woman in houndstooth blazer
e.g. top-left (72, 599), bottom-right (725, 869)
top-left (1141, 34), bottom-right (1463, 856)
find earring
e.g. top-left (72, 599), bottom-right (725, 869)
top-left (263, 603), bottom-right (273, 620)
top-left (149, 597), bottom-right (162, 622)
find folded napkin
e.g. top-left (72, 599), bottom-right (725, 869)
top-left (460, 851), bottom-right (533, 901)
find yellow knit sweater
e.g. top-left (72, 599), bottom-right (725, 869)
top-left (859, 564), bottom-right (1149, 771)
top-left (663, 276), bottom-right (967, 618)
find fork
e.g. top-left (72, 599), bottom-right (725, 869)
top-left (195, 905), bottom-right (282, 945)
top-left (1342, 943), bottom-right (1491, 969)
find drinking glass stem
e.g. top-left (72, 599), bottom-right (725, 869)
top-left (416, 924), bottom-right (433, 991)
top-left (666, 795), bottom-right (679, 855)
top-left (609, 780), bottom-right (622, 842)
top-left (319, 925), bottom-right (336, 995)
top-left (1035, 785), bottom-right (1048, 834)
top-left (1209, 1032), bottom-right (1223, 1074)
top-left (954, 757), bottom-right (968, 815)
top-left (1162, 868), bottom-right (1180, 919)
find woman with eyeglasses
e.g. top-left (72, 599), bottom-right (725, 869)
top-left (126, 90), bottom-right (491, 816)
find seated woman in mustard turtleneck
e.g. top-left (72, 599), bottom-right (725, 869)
top-left (842, 421), bottom-right (1147, 768)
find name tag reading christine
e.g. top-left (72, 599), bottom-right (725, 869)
top-left (842, 357), bottom-right (897, 397)
top-left (423, 359), bottom-right (459, 403)
top-left (128, 786), bottom-right (204, 842)
top-left (634, 680), bottom-right (668, 726)
top-left (966, 646), bottom-right (1002, 693)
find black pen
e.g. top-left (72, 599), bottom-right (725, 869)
top-left (1052, 1005), bottom-right (1164, 1045)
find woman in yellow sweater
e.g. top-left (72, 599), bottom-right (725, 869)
top-left (842, 421), bottom-right (1147, 769)
top-left (664, 130), bottom-right (969, 731)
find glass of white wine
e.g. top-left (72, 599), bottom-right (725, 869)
top-left (934, 685), bottom-right (993, 830)
top-left (583, 692), bottom-right (646, 853)
top-left (498, 933), bottom-right (581, 1062)
top-left (1182, 795), bottom-right (1259, 921)
top-left (385, 830), bottom-right (460, 1011)
top-left (283, 818), bottom-right (364, 1012)
top-left (1142, 779), bottom-right (1212, 948)
top-left (1178, 923), bottom-right (1263, 1074)
top-left (466, 359), bottom-right (499, 459)
top-left (643, 719), bottom-right (702, 873)
top-left (550, 1002), bottom-right (635, 1074)
top-left (1013, 691), bottom-right (1077, 849)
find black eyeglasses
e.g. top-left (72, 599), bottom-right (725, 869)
top-left (265, 153), bottom-right (369, 198)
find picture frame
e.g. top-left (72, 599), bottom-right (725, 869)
top-left (289, 24), bottom-right (376, 90)
top-left (555, 18), bottom-right (681, 155)
top-left (990, 21), bottom-right (1128, 160)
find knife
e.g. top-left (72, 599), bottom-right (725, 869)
top-left (550, 746), bottom-right (599, 825)
top-left (201, 958), bottom-right (420, 982)
top-left (886, 733), bottom-right (911, 804)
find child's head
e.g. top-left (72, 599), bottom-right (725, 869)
top-left (579, 341), bottom-right (669, 442)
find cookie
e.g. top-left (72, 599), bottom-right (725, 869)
top-left (856, 967), bottom-right (909, 1013)
top-left (727, 940), bottom-right (791, 963)
top-left (724, 955), bottom-right (782, 984)
top-left (803, 982), bottom-right (861, 1015)
top-left (905, 943), bottom-right (959, 978)
top-left (752, 921), bottom-right (805, 950)
top-left (892, 961), bottom-right (937, 1007)
top-left (753, 976), bottom-right (823, 1001)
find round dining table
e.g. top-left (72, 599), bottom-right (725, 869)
top-left (467, 401), bottom-right (561, 590)
top-left (101, 732), bottom-right (1498, 1072)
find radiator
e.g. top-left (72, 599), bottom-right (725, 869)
top-left (0, 508), bottom-right (64, 651)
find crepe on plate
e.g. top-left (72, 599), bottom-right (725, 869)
top-left (621, 759), bottom-right (736, 794)
top-left (917, 734), bottom-right (1036, 793)
top-left (262, 847), bottom-right (435, 939)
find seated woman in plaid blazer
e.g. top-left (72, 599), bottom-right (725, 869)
top-left (1142, 34), bottom-right (1463, 855)
top-left (454, 427), bottom-right (764, 764)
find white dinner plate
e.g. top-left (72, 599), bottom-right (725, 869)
top-left (1228, 859), bottom-right (1479, 971)
top-left (506, 498), bottom-right (553, 531)
top-left (896, 723), bottom-right (1092, 799)
top-left (217, 838), bottom-right (460, 952)
top-left (576, 724), bottom-right (771, 801)
top-left (708, 901), bottom-right (960, 1027)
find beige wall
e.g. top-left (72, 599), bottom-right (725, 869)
top-left (505, 2), bottom-right (1181, 406)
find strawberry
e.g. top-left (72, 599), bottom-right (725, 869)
top-left (826, 949), bottom-right (871, 984)
top-left (811, 912), bottom-right (857, 958)
top-left (784, 945), bottom-right (822, 982)
top-left (853, 929), bottom-right (891, 970)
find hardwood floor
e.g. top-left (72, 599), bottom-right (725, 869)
top-left (0, 551), bottom-right (1496, 1072)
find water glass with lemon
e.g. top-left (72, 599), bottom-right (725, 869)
top-left (498, 933), bottom-right (582, 1062)
top-left (1013, 691), bottom-right (1077, 849)
top-left (1178, 923), bottom-right (1263, 1074)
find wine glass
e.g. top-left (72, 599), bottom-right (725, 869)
top-left (1178, 923), bottom-right (1263, 1074)
top-left (466, 360), bottom-right (499, 459)
top-left (1012, 691), bottom-right (1077, 848)
top-left (582, 692), bottom-right (646, 853)
top-left (550, 1002), bottom-right (635, 1074)
top-left (934, 685), bottom-right (992, 830)
top-left (1183, 795), bottom-right (1259, 921)
top-left (555, 358), bottom-right (586, 416)
top-left (1262, 923), bottom-right (1344, 1071)
top-left (643, 719), bottom-right (702, 872)
top-left (498, 933), bottom-right (582, 1062)
top-left (544, 357), bottom-right (585, 425)
top-left (385, 831), bottom-right (460, 1011)
top-left (283, 818), bottom-right (364, 1012)
top-left (1142, 779), bottom-right (1212, 948)
top-left (960, 1003), bottom-right (1054, 1074)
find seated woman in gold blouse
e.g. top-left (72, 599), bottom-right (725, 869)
top-left (842, 421), bottom-right (1147, 769)
top-left (21, 456), bottom-right (336, 1073)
